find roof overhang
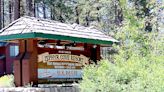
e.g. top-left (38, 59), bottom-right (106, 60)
top-left (0, 32), bottom-right (114, 45)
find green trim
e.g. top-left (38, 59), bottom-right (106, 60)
top-left (0, 33), bottom-right (114, 45)
top-left (0, 33), bottom-right (35, 40)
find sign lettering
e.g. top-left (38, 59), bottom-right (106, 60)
top-left (38, 52), bottom-right (89, 83)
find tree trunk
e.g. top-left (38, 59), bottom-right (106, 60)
top-left (85, 11), bottom-right (90, 26)
top-left (33, 1), bottom-right (36, 17)
top-left (75, 6), bottom-right (79, 24)
top-left (36, 3), bottom-right (39, 17)
top-left (42, 0), bottom-right (46, 18)
top-left (14, 0), bottom-right (20, 20)
top-left (0, 0), bottom-right (1, 29)
top-left (2, 0), bottom-right (4, 27)
top-left (50, 8), bottom-right (55, 20)
top-left (114, 0), bottom-right (123, 26)
top-left (26, 0), bottom-right (34, 16)
top-left (9, 0), bottom-right (12, 23)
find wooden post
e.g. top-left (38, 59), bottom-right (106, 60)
top-left (22, 39), bottom-right (38, 86)
top-left (14, 40), bottom-right (26, 86)
top-left (90, 44), bottom-right (101, 64)
top-left (96, 45), bottom-right (101, 61)
top-left (14, 39), bottom-right (38, 86)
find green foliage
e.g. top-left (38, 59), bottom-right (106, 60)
top-left (80, 43), bottom-right (164, 92)
top-left (80, 0), bottom-right (164, 92)
top-left (83, 60), bottom-right (163, 92)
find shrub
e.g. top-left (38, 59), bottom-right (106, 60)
top-left (80, 55), bottom-right (164, 92)
top-left (0, 74), bottom-right (15, 87)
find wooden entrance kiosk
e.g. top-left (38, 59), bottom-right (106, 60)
top-left (0, 16), bottom-right (118, 86)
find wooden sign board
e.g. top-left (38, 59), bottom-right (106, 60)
top-left (38, 52), bottom-right (89, 83)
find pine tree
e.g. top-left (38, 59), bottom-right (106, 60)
top-left (34, 0), bottom-right (74, 22)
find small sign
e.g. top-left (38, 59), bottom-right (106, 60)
top-left (38, 69), bottom-right (82, 79)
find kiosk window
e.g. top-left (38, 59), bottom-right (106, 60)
top-left (10, 46), bottom-right (19, 57)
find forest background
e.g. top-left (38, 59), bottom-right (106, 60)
top-left (0, 0), bottom-right (164, 91)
